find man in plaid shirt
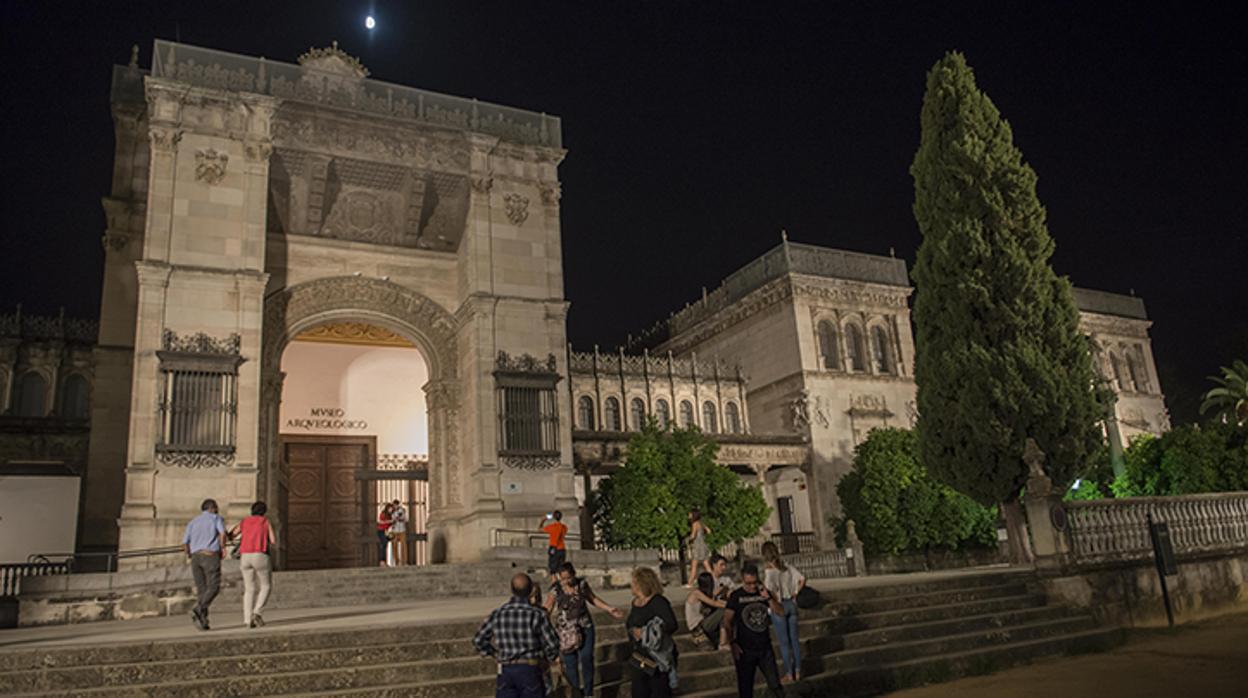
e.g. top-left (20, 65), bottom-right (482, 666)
top-left (474, 573), bottom-right (562, 697)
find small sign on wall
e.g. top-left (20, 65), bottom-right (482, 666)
top-left (503, 481), bottom-right (523, 495)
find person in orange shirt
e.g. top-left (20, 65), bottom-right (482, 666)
top-left (541, 510), bottom-right (568, 578)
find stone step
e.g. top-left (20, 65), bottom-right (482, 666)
top-left (833, 603), bottom-right (1084, 650)
top-left (827, 582), bottom-right (1030, 615)
top-left (815, 614), bottom-right (1100, 673)
top-left (816, 592), bottom-right (1046, 633)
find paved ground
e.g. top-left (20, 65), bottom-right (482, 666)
top-left (0, 565), bottom-right (1018, 651)
top-left (888, 611), bottom-right (1248, 698)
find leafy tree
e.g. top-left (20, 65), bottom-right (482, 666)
top-left (909, 52), bottom-right (1104, 560)
top-left (594, 422), bottom-right (770, 551)
top-left (833, 428), bottom-right (996, 555)
top-left (1200, 359), bottom-right (1248, 427)
top-left (1112, 424), bottom-right (1248, 497)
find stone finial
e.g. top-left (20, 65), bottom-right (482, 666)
top-left (1023, 438), bottom-right (1054, 497)
top-left (129, 44), bottom-right (139, 68)
top-left (781, 228), bottom-right (789, 243)
top-left (1023, 438), bottom-right (1046, 479)
top-left (298, 40), bottom-right (369, 78)
top-left (846, 519), bottom-right (860, 545)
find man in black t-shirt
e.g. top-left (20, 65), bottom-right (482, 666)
top-left (723, 563), bottom-right (786, 697)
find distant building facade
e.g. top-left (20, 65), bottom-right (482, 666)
top-left (627, 240), bottom-right (1168, 546)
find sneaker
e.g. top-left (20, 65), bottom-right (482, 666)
top-left (191, 608), bottom-right (207, 631)
top-left (253, 614), bottom-right (265, 628)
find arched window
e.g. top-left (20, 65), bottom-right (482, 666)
top-left (603, 397), bottom-right (621, 431)
top-left (14, 371), bottom-right (48, 417)
top-left (845, 324), bottom-right (867, 372)
top-left (872, 326), bottom-right (893, 374)
top-left (702, 401), bottom-right (718, 433)
top-left (630, 398), bottom-right (646, 430)
top-left (725, 402), bottom-right (741, 434)
top-left (1110, 352), bottom-right (1131, 392)
top-left (679, 400), bottom-right (695, 428)
top-left (60, 374), bottom-right (90, 420)
top-left (1127, 348), bottom-right (1150, 393)
top-left (817, 320), bottom-right (840, 370)
top-left (655, 399), bottom-right (671, 429)
top-left (576, 395), bottom-right (595, 430)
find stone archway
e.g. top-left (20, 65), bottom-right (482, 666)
top-left (260, 276), bottom-right (463, 564)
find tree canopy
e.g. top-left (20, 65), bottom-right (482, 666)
top-left (593, 423), bottom-right (770, 551)
top-left (909, 52), bottom-right (1104, 507)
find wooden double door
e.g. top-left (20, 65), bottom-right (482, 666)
top-left (283, 437), bottom-right (372, 570)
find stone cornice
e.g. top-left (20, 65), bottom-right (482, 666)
top-left (791, 273), bottom-right (912, 310)
top-left (1080, 312), bottom-right (1153, 339)
top-left (659, 276), bottom-right (794, 356)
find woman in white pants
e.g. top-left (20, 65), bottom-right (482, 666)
top-left (230, 501), bottom-right (276, 628)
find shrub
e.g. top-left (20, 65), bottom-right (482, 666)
top-left (833, 428), bottom-right (996, 555)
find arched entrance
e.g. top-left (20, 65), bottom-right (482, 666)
top-left (261, 276), bottom-right (462, 568)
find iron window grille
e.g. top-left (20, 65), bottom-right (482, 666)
top-left (156, 330), bottom-right (244, 468)
top-left (495, 352), bottom-right (561, 469)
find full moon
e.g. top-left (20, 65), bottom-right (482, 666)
top-left (365, 16), bottom-right (376, 30)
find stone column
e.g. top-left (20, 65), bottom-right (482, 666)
top-left (845, 519), bottom-right (867, 576)
top-left (1021, 439), bottom-right (1070, 574)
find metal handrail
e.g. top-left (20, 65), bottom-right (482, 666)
top-left (27, 545), bottom-right (186, 573)
top-left (491, 528), bottom-right (583, 549)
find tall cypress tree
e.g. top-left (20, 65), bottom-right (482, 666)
top-left (909, 53), bottom-right (1102, 556)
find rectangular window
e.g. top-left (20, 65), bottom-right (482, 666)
top-left (494, 351), bottom-right (562, 469)
top-left (156, 331), bottom-right (243, 468)
top-left (497, 385), bottom-right (559, 454)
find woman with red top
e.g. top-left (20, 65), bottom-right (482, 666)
top-left (228, 501), bottom-right (276, 628)
top-left (376, 502), bottom-right (394, 566)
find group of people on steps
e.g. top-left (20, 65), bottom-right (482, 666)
top-left (475, 508), bottom-right (808, 698)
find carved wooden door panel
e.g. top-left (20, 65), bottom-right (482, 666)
top-left (325, 444), bottom-right (366, 568)
top-left (284, 440), bottom-right (368, 570)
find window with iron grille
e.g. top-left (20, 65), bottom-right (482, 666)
top-left (156, 330), bottom-right (243, 468)
top-left (495, 351), bottom-right (561, 469)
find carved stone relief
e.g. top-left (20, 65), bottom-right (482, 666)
top-left (503, 193), bottom-right (529, 225)
top-left (194, 148), bottom-right (229, 184)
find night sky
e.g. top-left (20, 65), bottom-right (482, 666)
top-left (2, 2), bottom-right (1244, 423)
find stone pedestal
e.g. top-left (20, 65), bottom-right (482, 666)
top-left (1021, 439), bottom-right (1071, 574)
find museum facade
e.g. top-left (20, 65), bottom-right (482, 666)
top-left (0, 40), bottom-right (1169, 565)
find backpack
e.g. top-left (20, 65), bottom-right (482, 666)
top-left (796, 585), bottom-right (821, 609)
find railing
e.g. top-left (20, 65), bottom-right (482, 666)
top-left (1, 560), bottom-right (73, 597)
top-left (784, 549), bottom-right (853, 579)
top-left (148, 40), bottom-right (562, 148)
top-left (26, 545), bottom-right (187, 574)
top-left (649, 532), bottom-right (816, 564)
top-left (0, 305), bottom-right (98, 342)
top-left (1065, 492), bottom-right (1248, 564)
top-left (491, 528), bottom-right (583, 549)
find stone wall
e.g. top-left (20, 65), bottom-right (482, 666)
top-left (1041, 548), bottom-right (1248, 627)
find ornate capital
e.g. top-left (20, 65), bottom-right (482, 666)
top-left (540, 183), bottom-right (561, 206)
top-left (503, 193), bottom-right (529, 225)
top-left (244, 142), bottom-right (273, 163)
top-left (101, 232), bottom-right (130, 253)
top-left (149, 127), bottom-right (183, 153)
top-left (194, 148), bottom-right (229, 184)
top-left (470, 175), bottom-right (494, 194)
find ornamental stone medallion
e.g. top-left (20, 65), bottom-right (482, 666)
top-left (194, 148), bottom-right (229, 184)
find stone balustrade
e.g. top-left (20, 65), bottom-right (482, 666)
top-left (1065, 492), bottom-right (1248, 564)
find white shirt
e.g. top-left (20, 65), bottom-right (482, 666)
top-left (391, 506), bottom-right (407, 533)
top-left (764, 565), bottom-right (805, 601)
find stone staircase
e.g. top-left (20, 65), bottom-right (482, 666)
top-left (0, 571), bottom-right (1124, 697)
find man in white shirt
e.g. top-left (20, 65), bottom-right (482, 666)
top-left (710, 554), bottom-right (736, 600)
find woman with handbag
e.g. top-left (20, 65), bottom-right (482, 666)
top-left (544, 561), bottom-right (624, 698)
top-left (761, 541), bottom-right (806, 683)
top-left (625, 567), bottom-right (678, 698)
top-left (228, 501), bottom-right (276, 629)
top-left (376, 503), bottom-right (394, 566)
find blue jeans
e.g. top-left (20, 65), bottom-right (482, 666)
top-left (770, 599), bottom-right (801, 678)
top-left (497, 664), bottom-right (544, 698)
top-left (560, 623), bottom-right (595, 696)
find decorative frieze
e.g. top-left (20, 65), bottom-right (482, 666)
top-left (501, 454), bottom-right (562, 471)
top-left (496, 351), bottom-right (558, 376)
top-left (156, 450), bottom-right (235, 469)
top-left (161, 329), bottom-right (241, 356)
